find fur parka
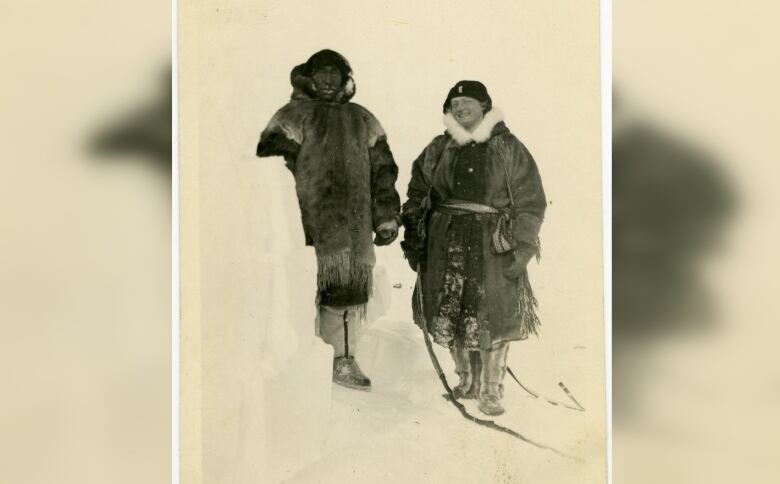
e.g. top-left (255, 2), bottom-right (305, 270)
top-left (256, 64), bottom-right (400, 296)
top-left (401, 109), bottom-right (547, 346)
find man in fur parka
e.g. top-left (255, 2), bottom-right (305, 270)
top-left (256, 50), bottom-right (401, 391)
top-left (401, 81), bottom-right (546, 415)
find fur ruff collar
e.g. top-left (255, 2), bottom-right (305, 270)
top-left (443, 107), bottom-right (504, 145)
top-left (289, 63), bottom-right (356, 103)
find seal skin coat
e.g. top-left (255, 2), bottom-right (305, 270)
top-left (256, 64), bottom-right (400, 299)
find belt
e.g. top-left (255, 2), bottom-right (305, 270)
top-left (435, 199), bottom-right (500, 215)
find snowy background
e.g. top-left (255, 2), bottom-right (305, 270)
top-left (179, 1), bottom-right (605, 482)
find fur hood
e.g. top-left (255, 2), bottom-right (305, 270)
top-left (443, 107), bottom-right (505, 145)
top-left (289, 63), bottom-right (356, 103)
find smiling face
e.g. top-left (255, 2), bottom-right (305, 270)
top-left (450, 96), bottom-right (485, 131)
top-left (312, 65), bottom-right (343, 101)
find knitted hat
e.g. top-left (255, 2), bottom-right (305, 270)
top-left (443, 80), bottom-right (492, 113)
top-left (302, 49), bottom-right (352, 81)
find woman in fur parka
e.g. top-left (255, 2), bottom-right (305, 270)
top-left (401, 81), bottom-right (546, 415)
top-left (256, 50), bottom-right (401, 391)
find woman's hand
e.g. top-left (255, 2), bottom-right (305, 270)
top-left (503, 243), bottom-right (536, 279)
top-left (400, 240), bottom-right (422, 272)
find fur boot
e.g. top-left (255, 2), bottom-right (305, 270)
top-left (319, 305), bottom-right (372, 391)
top-left (450, 343), bottom-right (472, 399)
top-left (333, 356), bottom-right (371, 391)
top-left (450, 343), bottom-right (482, 399)
top-left (478, 342), bottom-right (510, 415)
top-left (318, 305), bottom-right (362, 357)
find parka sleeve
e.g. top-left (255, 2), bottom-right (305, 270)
top-left (400, 148), bottom-right (431, 262)
top-left (255, 104), bottom-right (302, 173)
top-left (368, 135), bottom-right (401, 230)
top-left (506, 140), bottom-right (547, 258)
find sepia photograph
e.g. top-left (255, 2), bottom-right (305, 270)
top-left (179, 1), bottom-right (606, 482)
top-left (6, 1), bottom-right (780, 484)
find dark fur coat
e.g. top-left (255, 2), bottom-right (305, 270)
top-left (256, 65), bottom-right (400, 296)
top-left (401, 109), bottom-right (547, 346)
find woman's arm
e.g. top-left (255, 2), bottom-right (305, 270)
top-left (502, 139), bottom-right (547, 277)
top-left (400, 147), bottom-right (432, 270)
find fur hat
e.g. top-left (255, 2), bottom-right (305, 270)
top-left (443, 80), bottom-right (492, 113)
top-left (302, 49), bottom-right (352, 81)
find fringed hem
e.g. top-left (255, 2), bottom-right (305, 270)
top-left (516, 270), bottom-right (541, 338)
top-left (316, 251), bottom-right (373, 296)
top-left (412, 272), bottom-right (541, 348)
top-left (427, 314), bottom-right (487, 351)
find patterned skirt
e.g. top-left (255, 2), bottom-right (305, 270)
top-left (429, 214), bottom-right (489, 350)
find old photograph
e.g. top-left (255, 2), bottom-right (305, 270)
top-left (179, 1), bottom-right (606, 482)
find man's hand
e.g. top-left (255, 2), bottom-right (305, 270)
top-left (374, 220), bottom-right (399, 246)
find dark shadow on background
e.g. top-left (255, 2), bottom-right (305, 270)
top-left (612, 91), bottom-right (736, 419)
top-left (89, 65), bottom-right (172, 180)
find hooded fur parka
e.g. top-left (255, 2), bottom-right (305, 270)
top-left (256, 63), bottom-right (400, 300)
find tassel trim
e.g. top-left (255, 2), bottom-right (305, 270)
top-left (316, 251), bottom-right (373, 296)
top-left (516, 270), bottom-right (541, 338)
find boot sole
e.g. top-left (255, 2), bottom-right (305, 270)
top-left (478, 405), bottom-right (505, 416)
top-left (334, 381), bottom-right (372, 392)
top-left (443, 393), bottom-right (477, 401)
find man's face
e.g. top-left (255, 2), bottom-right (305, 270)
top-left (450, 96), bottom-right (485, 131)
top-left (312, 65), bottom-right (343, 101)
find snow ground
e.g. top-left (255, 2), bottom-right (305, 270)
top-left (194, 162), bottom-right (605, 484)
top-left (275, 249), bottom-right (604, 484)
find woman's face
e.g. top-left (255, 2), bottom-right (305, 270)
top-left (312, 65), bottom-right (343, 101)
top-left (450, 96), bottom-right (485, 131)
